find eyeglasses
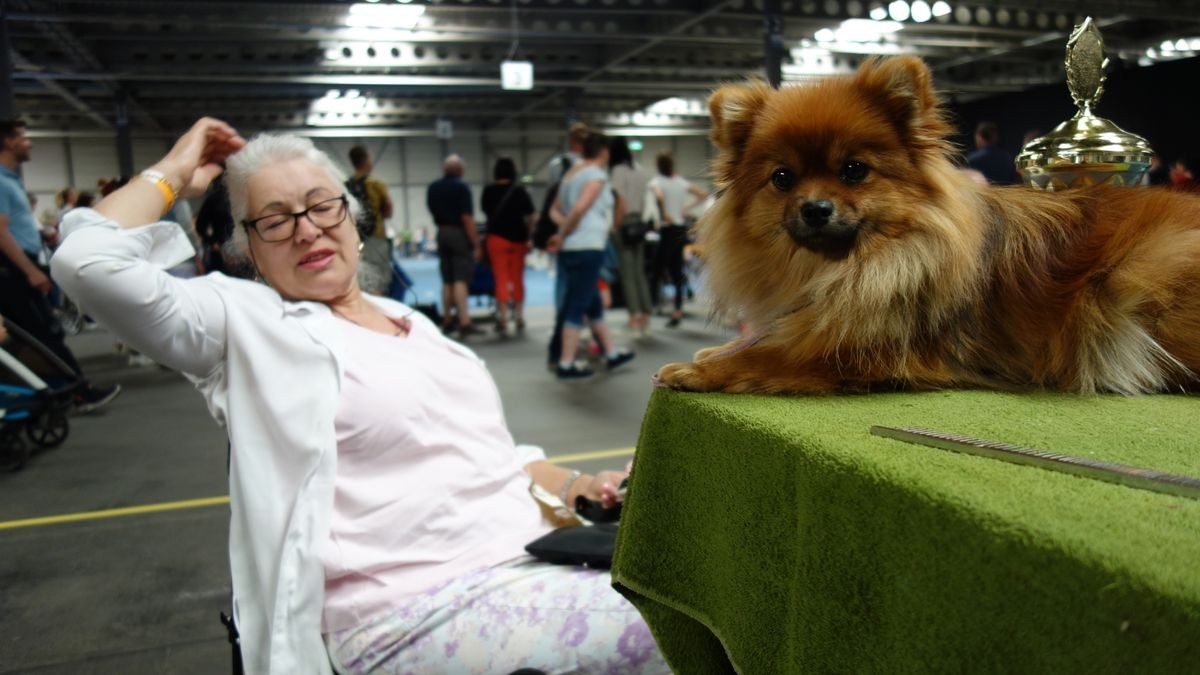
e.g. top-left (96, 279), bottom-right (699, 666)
top-left (242, 195), bottom-right (349, 243)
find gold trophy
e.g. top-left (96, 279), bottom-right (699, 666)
top-left (1016, 17), bottom-right (1152, 190)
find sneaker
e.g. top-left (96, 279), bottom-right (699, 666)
top-left (605, 350), bottom-right (636, 371)
top-left (666, 316), bottom-right (682, 328)
top-left (73, 384), bottom-right (122, 415)
top-left (556, 362), bottom-right (596, 380)
top-left (127, 353), bottom-right (156, 367)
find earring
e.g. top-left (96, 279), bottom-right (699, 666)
top-left (358, 240), bottom-right (365, 254)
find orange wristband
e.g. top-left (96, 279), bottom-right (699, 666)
top-left (139, 169), bottom-right (177, 216)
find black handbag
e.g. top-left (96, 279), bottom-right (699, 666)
top-left (524, 493), bottom-right (622, 568)
top-left (618, 214), bottom-right (649, 245)
top-left (525, 522), bottom-right (619, 569)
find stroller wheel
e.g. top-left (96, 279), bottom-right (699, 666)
top-left (0, 427), bottom-right (29, 471)
top-left (26, 409), bottom-right (69, 449)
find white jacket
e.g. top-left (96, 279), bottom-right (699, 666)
top-left (51, 208), bottom-right (543, 674)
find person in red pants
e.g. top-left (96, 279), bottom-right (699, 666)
top-left (481, 158), bottom-right (536, 335)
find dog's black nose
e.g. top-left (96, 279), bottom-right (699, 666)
top-left (801, 200), bottom-right (835, 227)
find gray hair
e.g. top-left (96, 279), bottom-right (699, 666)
top-left (443, 153), bottom-right (464, 175)
top-left (224, 133), bottom-right (362, 257)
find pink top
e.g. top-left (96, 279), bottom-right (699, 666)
top-left (321, 315), bottom-right (554, 632)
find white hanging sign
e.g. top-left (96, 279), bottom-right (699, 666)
top-left (501, 60), bottom-right (534, 91)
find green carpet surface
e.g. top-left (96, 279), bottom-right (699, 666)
top-left (612, 390), bottom-right (1200, 674)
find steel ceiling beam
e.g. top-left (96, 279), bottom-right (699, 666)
top-left (494, 0), bottom-right (741, 128)
top-left (11, 70), bottom-right (724, 93)
top-left (933, 14), bottom-right (1133, 73)
top-left (9, 1), bottom-right (163, 131)
top-left (8, 51), bottom-right (112, 129)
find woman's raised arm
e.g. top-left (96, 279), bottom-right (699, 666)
top-left (97, 118), bottom-right (244, 229)
top-left (51, 118), bottom-right (247, 379)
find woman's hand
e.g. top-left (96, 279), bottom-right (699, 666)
top-left (150, 118), bottom-right (246, 199)
top-left (574, 465), bottom-right (630, 509)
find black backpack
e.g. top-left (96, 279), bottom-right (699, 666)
top-left (532, 155), bottom-right (573, 250)
top-left (344, 176), bottom-right (376, 239)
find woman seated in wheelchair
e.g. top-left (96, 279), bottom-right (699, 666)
top-left (51, 119), bottom-right (668, 675)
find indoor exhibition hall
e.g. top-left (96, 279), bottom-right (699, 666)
top-left (1, 0), bottom-right (1198, 673)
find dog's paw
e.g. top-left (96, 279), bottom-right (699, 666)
top-left (693, 345), bottom-right (726, 362)
top-left (655, 361), bottom-right (709, 391)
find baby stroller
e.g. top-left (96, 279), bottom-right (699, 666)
top-left (0, 320), bottom-right (83, 471)
top-left (386, 253), bottom-right (441, 326)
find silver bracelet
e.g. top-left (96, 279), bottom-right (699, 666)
top-left (558, 470), bottom-right (583, 509)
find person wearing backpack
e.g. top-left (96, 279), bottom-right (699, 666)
top-left (345, 145), bottom-right (393, 294)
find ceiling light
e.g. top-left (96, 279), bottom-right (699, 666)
top-left (1176, 39), bottom-right (1189, 51)
top-left (347, 3), bottom-right (425, 30)
top-left (819, 19), bottom-right (902, 43)
top-left (1161, 41), bottom-right (1174, 52)
top-left (1190, 38), bottom-right (1200, 50)
top-left (869, 2), bottom-right (887, 20)
top-left (888, 0), bottom-right (910, 21)
top-left (931, 1), bottom-right (951, 17)
top-left (910, 0), bottom-right (931, 22)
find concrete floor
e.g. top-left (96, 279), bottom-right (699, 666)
top-left (0, 303), bottom-right (734, 673)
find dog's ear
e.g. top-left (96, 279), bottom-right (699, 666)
top-left (853, 56), bottom-right (953, 153)
top-left (708, 81), bottom-right (773, 183)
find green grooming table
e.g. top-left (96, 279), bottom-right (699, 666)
top-left (612, 390), bottom-right (1200, 674)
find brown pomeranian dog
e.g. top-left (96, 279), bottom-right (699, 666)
top-left (656, 56), bottom-right (1200, 395)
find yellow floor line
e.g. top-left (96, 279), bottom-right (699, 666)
top-left (0, 446), bottom-right (637, 531)
top-left (0, 496), bottom-right (232, 531)
top-left (546, 446), bottom-right (636, 465)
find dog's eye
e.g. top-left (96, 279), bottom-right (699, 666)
top-left (771, 168), bottom-right (795, 192)
top-left (840, 160), bottom-right (870, 185)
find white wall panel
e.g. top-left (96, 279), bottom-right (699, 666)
top-left (675, 137), bottom-right (711, 183)
top-left (133, 139), bottom-right (169, 172)
top-left (69, 138), bottom-right (121, 191)
top-left (403, 137), bottom-right (442, 185)
top-left (23, 138), bottom-right (69, 193)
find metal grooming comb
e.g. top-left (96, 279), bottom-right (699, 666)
top-left (870, 426), bottom-right (1200, 501)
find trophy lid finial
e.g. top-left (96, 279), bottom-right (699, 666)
top-left (1066, 16), bottom-right (1108, 114)
top-left (1015, 16), bottom-right (1151, 190)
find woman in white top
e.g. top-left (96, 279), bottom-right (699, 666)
top-left (548, 132), bottom-right (635, 380)
top-left (51, 118), bottom-right (668, 675)
top-left (648, 153), bottom-right (707, 328)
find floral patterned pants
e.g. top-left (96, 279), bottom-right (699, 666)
top-left (324, 556), bottom-right (671, 675)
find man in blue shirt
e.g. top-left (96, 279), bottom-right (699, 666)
top-left (0, 119), bottom-right (120, 413)
top-left (426, 154), bottom-right (480, 338)
top-left (966, 121), bottom-right (1020, 185)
